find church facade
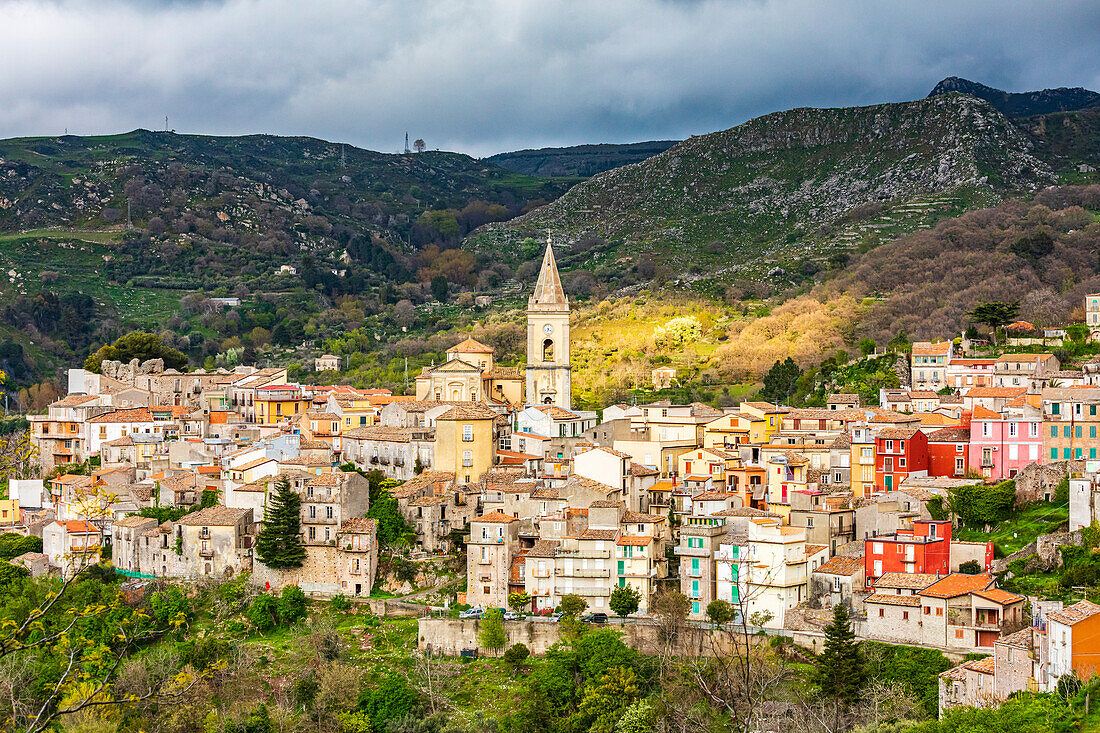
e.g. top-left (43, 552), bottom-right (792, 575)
top-left (414, 237), bottom-right (572, 409)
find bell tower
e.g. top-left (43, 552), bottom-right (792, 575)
top-left (526, 233), bottom-right (571, 408)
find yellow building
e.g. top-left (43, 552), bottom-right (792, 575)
top-left (0, 499), bottom-right (18, 528)
top-left (416, 337), bottom-right (525, 406)
top-left (740, 402), bottom-right (786, 442)
top-left (850, 425), bottom-right (877, 499)
top-left (434, 405), bottom-right (498, 485)
top-left (254, 386), bottom-right (308, 426)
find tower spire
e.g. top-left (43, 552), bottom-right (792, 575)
top-left (529, 231), bottom-right (567, 310)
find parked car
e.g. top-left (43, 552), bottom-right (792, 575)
top-left (504, 611), bottom-right (524, 621)
top-left (459, 608), bottom-right (483, 619)
top-left (547, 612), bottom-right (563, 622)
top-left (581, 612), bottom-right (609, 624)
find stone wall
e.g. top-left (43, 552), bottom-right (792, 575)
top-left (1014, 461), bottom-right (1079, 506)
top-left (100, 358), bottom-right (165, 382)
top-left (416, 617), bottom-right (827, 658)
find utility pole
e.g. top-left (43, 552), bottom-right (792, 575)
top-left (404, 132), bottom-right (410, 154)
top-left (165, 115), bottom-right (169, 132)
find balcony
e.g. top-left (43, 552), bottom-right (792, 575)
top-left (675, 546), bottom-right (711, 557)
top-left (199, 547), bottom-right (214, 558)
top-left (557, 549), bottom-right (610, 559)
top-left (571, 568), bottom-right (610, 578)
top-left (570, 586), bottom-right (611, 597)
top-left (532, 569), bottom-right (551, 578)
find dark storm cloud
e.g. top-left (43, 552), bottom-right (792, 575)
top-left (1, 0), bottom-right (1098, 156)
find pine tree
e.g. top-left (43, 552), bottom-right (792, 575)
top-left (256, 475), bottom-right (307, 569)
top-left (814, 603), bottom-right (864, 704)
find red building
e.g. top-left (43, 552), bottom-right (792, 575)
top-left (875, 427), bottom-right (929, 492)
top-left (926, 426), bottom-right (970, 478)
top-left (865, 519), bottom-right (952, 583)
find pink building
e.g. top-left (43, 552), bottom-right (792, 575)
top-left (967, 406), bottom-right (1043, 481)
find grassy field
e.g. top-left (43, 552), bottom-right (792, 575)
top-left (955, 501), bottom-right (1069, 556)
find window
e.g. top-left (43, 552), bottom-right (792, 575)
top-left (982, 422), bottom-right (991, 437)
top-left (1077, 426), bottom-right (1084, 439)
top-left (463, 424), bottom-right (473, 442)
top-left (924, 607), bottom-right (930, 615)
top-left (1065, 426), bottom-right (1072, 438)
top-left (1009, 422), bottom-right (1017, 437)
top-left (955, 629), bottom-right (964, 639)
top-left (936, 607), bottom-right (943, 617)
top-left (462, 450), bottom-right (472, 467)
top-left (955, 457), bottom-right (965, 474)
top-left (1052, 426), bottom-right (1059, 437)
top-left (878, 608), bottom-right (884, 618)
top-left (1052, 448), bottom-right (1058, 460)
top-left (542, 338), bottom-right (554, 361)
top-left (1053, 403), bottom-right (1061, 415)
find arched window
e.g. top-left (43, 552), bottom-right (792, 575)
top-left (543, 338), bottom-right (554, 362)
top-left (544, 396), bottom-right (553, 404)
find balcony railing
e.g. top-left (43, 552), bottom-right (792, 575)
top-left (199, 547), bottom-right (214, 558)
top-left (571, 568), bottom-right (611, 578)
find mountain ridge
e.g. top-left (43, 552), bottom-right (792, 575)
top-left (469, 94), bottom-right (1056, 283)
top-left (928, 76), bottom-right (1100, 117)
top-left (485, 140), bottom-right (679, 177)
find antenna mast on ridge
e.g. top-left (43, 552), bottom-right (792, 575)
top-left (404, 132), bottom-right (410, 154)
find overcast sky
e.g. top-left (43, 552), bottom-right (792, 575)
top-left (1, 0), bottom-right (1098, 157)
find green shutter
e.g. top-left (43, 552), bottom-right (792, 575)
top-left (1065, 448), bottom-right (1072, 460)
top-left (1052, 448), bottom-right (1058, 460)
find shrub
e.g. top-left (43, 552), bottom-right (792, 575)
top-left (330, 594), bottom-right (352, 612)
top-left (279, 584), bottom-right (308, 623)
top-left (247, 594), bottom-right (280, 632)
top-left (503, 642), bottom-right (530, 666)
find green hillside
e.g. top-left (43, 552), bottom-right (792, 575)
top-left (467, 94), bottom-right (1057, 286)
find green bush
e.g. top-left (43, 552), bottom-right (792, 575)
top-left (503, 642), bottom-right (531, 666)
top-left (278, 584), bottom-right (308, 623)
top-left (947, 481), bottom-right (1017, 527)
top-left (247, 594), bottom-right (280, 632)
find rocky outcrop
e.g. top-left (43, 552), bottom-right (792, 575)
top-left (995, 529), bottom-right (1082, 573)
top-left (100, 358), bottom-right (165, 382)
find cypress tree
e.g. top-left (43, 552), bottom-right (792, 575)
top-left (256, 475), bottom-right (307, 569)
top-left (814, 603), bottom-right (864, 704)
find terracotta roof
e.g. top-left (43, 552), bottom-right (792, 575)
top-left (114, 515), bottom-right (158, 528)
top-left (918, 573), bottom-right (994, 599)
top-left (232, 456), bottom-right (278, 472)
top-left (534, 405), bottom-right (580, 421)
top-left (88, 407), bottom-right (154, 423)
top-left (617, 536), bottom-right (653, 546)
top-left (877, 427), bottom-right (920, 440)
top-left (875, 572), bottom-right (938, 590)
top-left (713, 507), bottom-right (778, 518)
top-left (941, 663), bottom-right (969, 681)
top-left (912, 341), bottom-right (952, 356)
top-left (177, 505), bottom-right (251, 526)
top-left (814, 556), bottom-right (864, 575)
top-left (340, 517), bottom-right (377, 533)
top-left (967, 656), bottom-right (996, 674)
top-left (437, 404), bottom-right (499, 421)
top-left (580, 528), bottom-right (618, 540)
top-left (970, 405), bottom-right (1003, 420)
top-left (972, 588), bottom-right (1025, 606)
top-left (51, 394), bottom-right (99, 407)
top-left (449, 337), bottom-right (495, 354)
top-left (583, 446), bottom-right (632, 459)
top-left (996, 353), bottom-right (1053, 363)
top-left (526, 539), bottom-right (561, 558)
top-left (589, 499), bottom-right (622, 508)
top-left (473, 510), bottom-right (519, 524)
top-left (1048, 600), bottom-right (1100, 626)
top-left (530, 485), bottom-right (562, 499)
top-left (927, 427), bottom-right (971, 442)
top-left (622, 510), bottom-right (665, 523)
top-left (305, 472), bottom-right (345, 487)
top-left (629, 462), bottom-right (659, 476)
top-left (997, 628), bottom-right (1033, 649)
top-left (967, 387), bottom-right (1027, 398)
top-left (343, 426), bottom-right (426, 442)
top-left (866, 593), bottom-right (922, 607)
